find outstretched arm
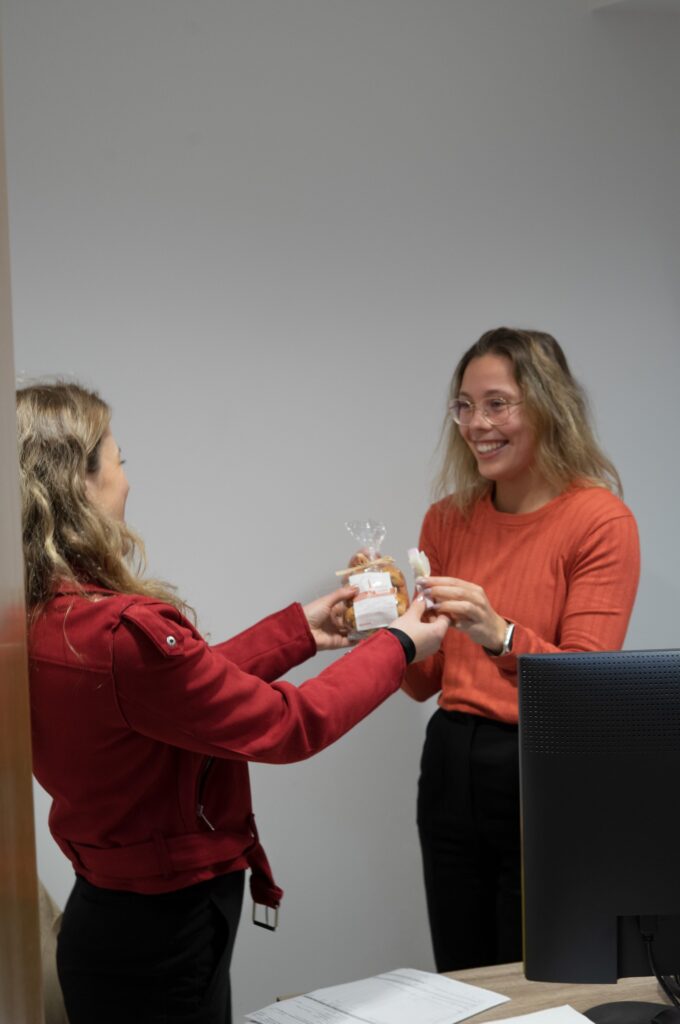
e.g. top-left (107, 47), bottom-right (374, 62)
top-left (112, 595), bottom-right (447, 764)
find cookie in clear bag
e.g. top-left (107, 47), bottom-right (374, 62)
top-left (338, 520), bottom-right (409, 640)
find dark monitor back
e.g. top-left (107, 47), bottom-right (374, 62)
top-left (519, 649), bottom-right (680, 984)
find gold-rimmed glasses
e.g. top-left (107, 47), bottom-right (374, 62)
top-left (448, 397), bottom-right (523, 426)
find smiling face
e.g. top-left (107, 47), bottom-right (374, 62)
top-left (457, 353), bottom-right (537, 493)
top-left (85, 429), bottom-right (129, 522)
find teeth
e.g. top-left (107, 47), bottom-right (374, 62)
top-left (476, 442), bottom-right (505, 453)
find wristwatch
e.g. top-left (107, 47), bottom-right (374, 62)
top-left (486, 621), bottom-right (515, 657)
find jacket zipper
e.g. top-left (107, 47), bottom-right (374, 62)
top-left (196, 756), bottom-right (216, 831)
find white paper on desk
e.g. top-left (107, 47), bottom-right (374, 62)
top-left (493, 1006), bottom-right (591, 1024)
top-left (245, 966), bottom-right (510, 1024)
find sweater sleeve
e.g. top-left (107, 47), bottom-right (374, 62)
top-left (493, 511), bottom-right (640, 674)
top-left (111, 603), bottom-right (406, 763)
top-left (401, 505), bottom-right (446, 702)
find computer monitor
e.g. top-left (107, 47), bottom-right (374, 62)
top-left (519, 649), bottom-right (680, 993)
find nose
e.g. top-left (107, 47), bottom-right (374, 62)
top-left (466, 406), bottom-right (493, 430)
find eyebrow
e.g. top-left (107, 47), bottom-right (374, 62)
top-left (457, 388), bottom-right (517, 398)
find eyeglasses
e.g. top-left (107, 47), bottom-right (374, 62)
top-left (448, 397), bottom-right (523, 426)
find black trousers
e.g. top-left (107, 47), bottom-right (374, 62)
top-left (417, 709), bottom-right (522, 973)
top-left (57, 870), bottom-right (245, 1024)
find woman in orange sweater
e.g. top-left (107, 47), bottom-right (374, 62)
top-left (405, 327), bottom-right (640, 972)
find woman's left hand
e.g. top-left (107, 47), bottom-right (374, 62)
top-left (303, 585), bottom-right (358, 651)
top-left (417, 576), bottom-right (508, 653)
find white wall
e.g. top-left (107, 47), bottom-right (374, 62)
top-left (2, 1), bottom-right (679, 1020)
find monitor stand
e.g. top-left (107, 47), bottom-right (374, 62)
top-left (584, 1002), bottom-right (680, 1024)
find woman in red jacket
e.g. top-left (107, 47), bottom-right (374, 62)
top-left (404, 327), bottom-right (640, 973)
top-left (18, 381), bottom-right (448, 1024)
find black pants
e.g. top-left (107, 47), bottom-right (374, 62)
top-left (57, 870), bottom-right (245, 1024)
top-left (417, 709), bottom-right (522, 973)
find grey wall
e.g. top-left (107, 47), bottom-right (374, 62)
top-left (2, 1), bottom-right (679, 1020)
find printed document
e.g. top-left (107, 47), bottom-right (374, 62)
top-left (245, 966), bottom-right (510, 1024)
top-left (494, 1007), bottom-right (592, 1024)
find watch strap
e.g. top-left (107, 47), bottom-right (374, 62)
top-left (485, 621), bottom-right (515, 658)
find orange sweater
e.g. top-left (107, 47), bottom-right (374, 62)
top-left (403, 486), bottom-right (640, 724)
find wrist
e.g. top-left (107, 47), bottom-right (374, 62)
top-left (300, 605), bottom-right (320, 650)
top-left (386, 627), bottom-right (417, 665)
top-left (484, 621), bottom-right (515, 658)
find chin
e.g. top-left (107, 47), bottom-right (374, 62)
top-left (475, 463), bottom-right (502, 482)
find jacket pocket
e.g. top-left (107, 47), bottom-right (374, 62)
top-left (195, 756), bottom-right (216, 831)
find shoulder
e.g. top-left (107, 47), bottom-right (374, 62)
top-left (421, 491), bottom-right (492, 537)
top-left (30, 591), bottom-right (195, 667)
top-left (421, 495), bottom-right (466, 533)
top-left (64, 590), bottom-right (191, 632)
top-left (556, 487), bottom-right (640, 567)
top-left (559, 485), bottom-right (637, 526)
top-left (115, 597), bottom-right (201, 659)
top-left (42, 591), bottom-right (199, 655)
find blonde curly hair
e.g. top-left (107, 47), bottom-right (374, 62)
top-left (17, 381), bottom-right (188, 618)
top-left (434, 327), bottom-right (622, 512)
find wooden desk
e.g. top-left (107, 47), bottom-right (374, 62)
top-left (446, 962), bottom-right (665, 1021)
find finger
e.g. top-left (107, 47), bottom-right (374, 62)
top-left (432, 598), bottom-right (476, 619)
top-left (421, 576), bottom-right (466, 587)
top-left (423, 579), bottom-right (476, 596)
top-left (328, 585), bottom-right (359, 605)
top-left (422, 585), bottom-right (467, 602)
top-left (404, 594), bottom-right (427, 621)
top-left (429, 601), bottom-right (465, 621)
top-left (433, 614), bottom-right (450, 638)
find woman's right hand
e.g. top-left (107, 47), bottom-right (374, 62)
top-left (391, 594), bottom-right (449, 663)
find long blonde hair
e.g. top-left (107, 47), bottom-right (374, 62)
top-left (17, 381), bottom-right (189, 618)
top-left (433, 327), bottom-right (622, 511)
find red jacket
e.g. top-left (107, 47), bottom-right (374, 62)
top-left (29, 589), bottom-right (406, 904)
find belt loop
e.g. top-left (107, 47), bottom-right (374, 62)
top-left (151, 830), bottom-right (173, 878)
top-left (247, 814), bottom-right (283, 929)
